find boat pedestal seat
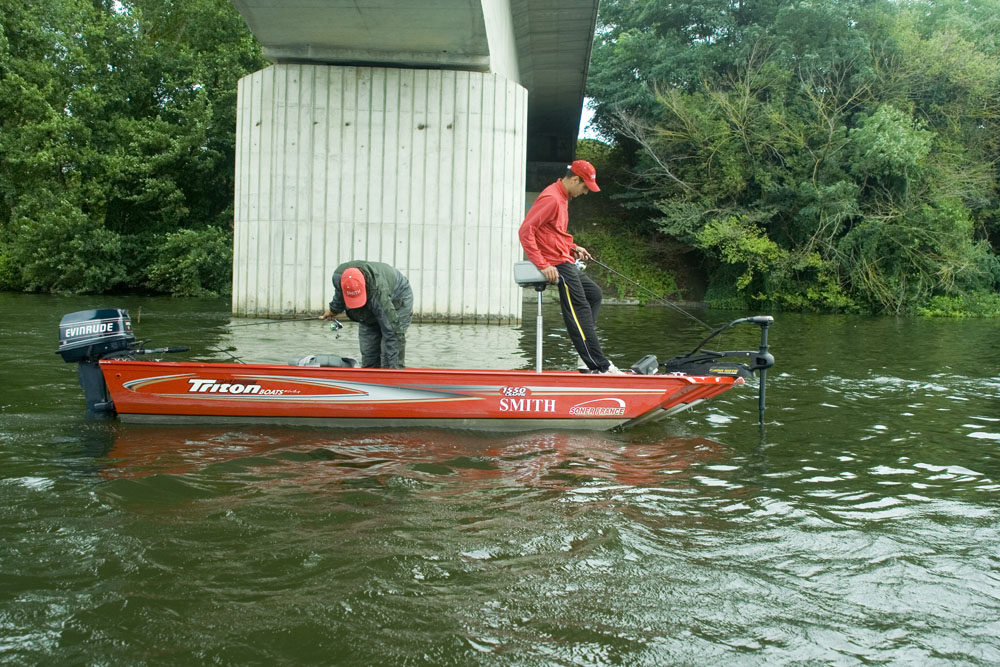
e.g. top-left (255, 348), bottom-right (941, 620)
top-left (512, 261), bottom-right (548, 291)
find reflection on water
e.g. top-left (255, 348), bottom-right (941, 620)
top-left (96, 425), bottom-right (726, 490)
top-left (2, 293), bottom-right (1000, 664)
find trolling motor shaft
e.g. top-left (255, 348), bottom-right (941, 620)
top-left (717, 315), bottom-right (774, 425)
top-left (750, 317), bottom-right (774, 424)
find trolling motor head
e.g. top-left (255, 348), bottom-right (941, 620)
top-left (732, 316), bottom-right (775, 372)
top-left (660, 315), bottom-right (775, 424)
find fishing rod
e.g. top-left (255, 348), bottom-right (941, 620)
top-left (212, 318), bottom-right (345, 362)
top-left (134, 307), bottom-right (330, 326)
top-left (587, 258), bottom-right (714, 331)
top-left (163, 315), bottom-right (343, 336)
top-left (111, 315), bottom-right (345, 365)
top-left (228, 317), bottom-right (344, 330)
top-left (589, 256), bottom-right (769, 353)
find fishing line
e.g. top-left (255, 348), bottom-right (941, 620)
top-left (588, 258), bottom-right (715, 331)
top-left (227, 316), bottom-right (335, 328)
top-left (229, 316), bottom-right (345, 335)
top-left (207, 345), bottom-right (247, 364)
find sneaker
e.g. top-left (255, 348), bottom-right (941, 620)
top-left (602, 363), bottom-right (626, 375)
top-left (577, 355), bottom-right (588, 370)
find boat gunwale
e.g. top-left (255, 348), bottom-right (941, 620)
top-left (98, 359), bottom-right (743, 386)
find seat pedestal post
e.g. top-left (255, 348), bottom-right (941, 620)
top-left (534, 287), bottom-right (544, 373)
top-left (512, 261), bottom-right (551, 374)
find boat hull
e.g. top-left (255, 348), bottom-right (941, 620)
top-left (99, 360), bottom-right (744, 431)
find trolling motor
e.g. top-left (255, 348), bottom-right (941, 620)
top-left (57, 309), bottom-right (189, 417)
top-left (661, 316), bottom-right (775, 423)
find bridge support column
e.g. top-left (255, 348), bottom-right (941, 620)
top-left (232, 64), bottom-right (528, 322)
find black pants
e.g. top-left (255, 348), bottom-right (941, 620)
top-left (358, 288), bottom-right (413, 368)
top-left (555, 262), bottom-right (610, 372)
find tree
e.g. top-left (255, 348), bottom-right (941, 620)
top-left (0, 0), bottom-right (267, 295)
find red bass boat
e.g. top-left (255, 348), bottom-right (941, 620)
top-left (58, 268), bottom-right (774, 431)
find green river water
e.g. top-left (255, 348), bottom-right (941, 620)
top-left (1, 292), bottom-right (998, 665)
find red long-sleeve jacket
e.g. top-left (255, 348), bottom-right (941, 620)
top-left (518, 180), bottom-right (577, 270)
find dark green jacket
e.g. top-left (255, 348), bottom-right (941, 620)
top-left (328, 261), bottom-right (411, 367)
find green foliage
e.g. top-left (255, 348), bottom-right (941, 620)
top-left (848, 105), bottom-right (933, 181)
top-left (588, 0), bottom-right (1000, 316)
top-left (0, 0), bottom-right (266, 295)
top-left (145, 227), bottom-right (233, 297)
top-left (572, 227), bottom-right (678, 304)
top-left (917, 293), bottom-right (1000, 318)
top-left (695, 216), bottom-right (785, 290)
top-left (764, 251), bottom-right (858, 313)
top-left (575, 139), bottom-right (615, 168)
top-left (0, 195), bottom-right (126, 293)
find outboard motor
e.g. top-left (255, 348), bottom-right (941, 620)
top-left (57, 309), bottom-right (135, 417)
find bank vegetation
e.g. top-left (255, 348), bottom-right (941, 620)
top-left (585, 0), bottom-right (1000, 316)
top-left (2, 0), bottom-right (998, 315)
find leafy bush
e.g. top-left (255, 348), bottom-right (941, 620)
top-left (0, 0), bottom-right (265, 295)
top-left (917, 293), bottom-right (1000, 318)
top-left (695, 216), bottom-right (785, 291)
top-left (763, 252), bottom-right (859, 313)
top-left (0, 197), bottom-right (126, 293)
top-left (848, 105), bottom-right (934, 180)
top-left (572, 227), bottom-right (678, 303)
top-left (145, 227), bottom-right (233, 297)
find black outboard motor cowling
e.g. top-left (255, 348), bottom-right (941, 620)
top-left (58, 309), bottom-right (135, 417)
top-left (58, 309), bottom-right (134, 362)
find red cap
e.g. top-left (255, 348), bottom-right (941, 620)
top-left (340, 268), bottom-right (367, 308)
top-left (570, 159), bottom-right (600, 192)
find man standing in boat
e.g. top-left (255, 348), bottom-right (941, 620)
top-left (518, 160), bottom-right (622, 374)
top-left (321, 261), bottom-right (413, 369)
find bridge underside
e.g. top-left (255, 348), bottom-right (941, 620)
top-left (233, 0), bottom-right (597, 178)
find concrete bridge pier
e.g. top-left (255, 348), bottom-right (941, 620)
top-left (232, 64), bottom-right (527, 322)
